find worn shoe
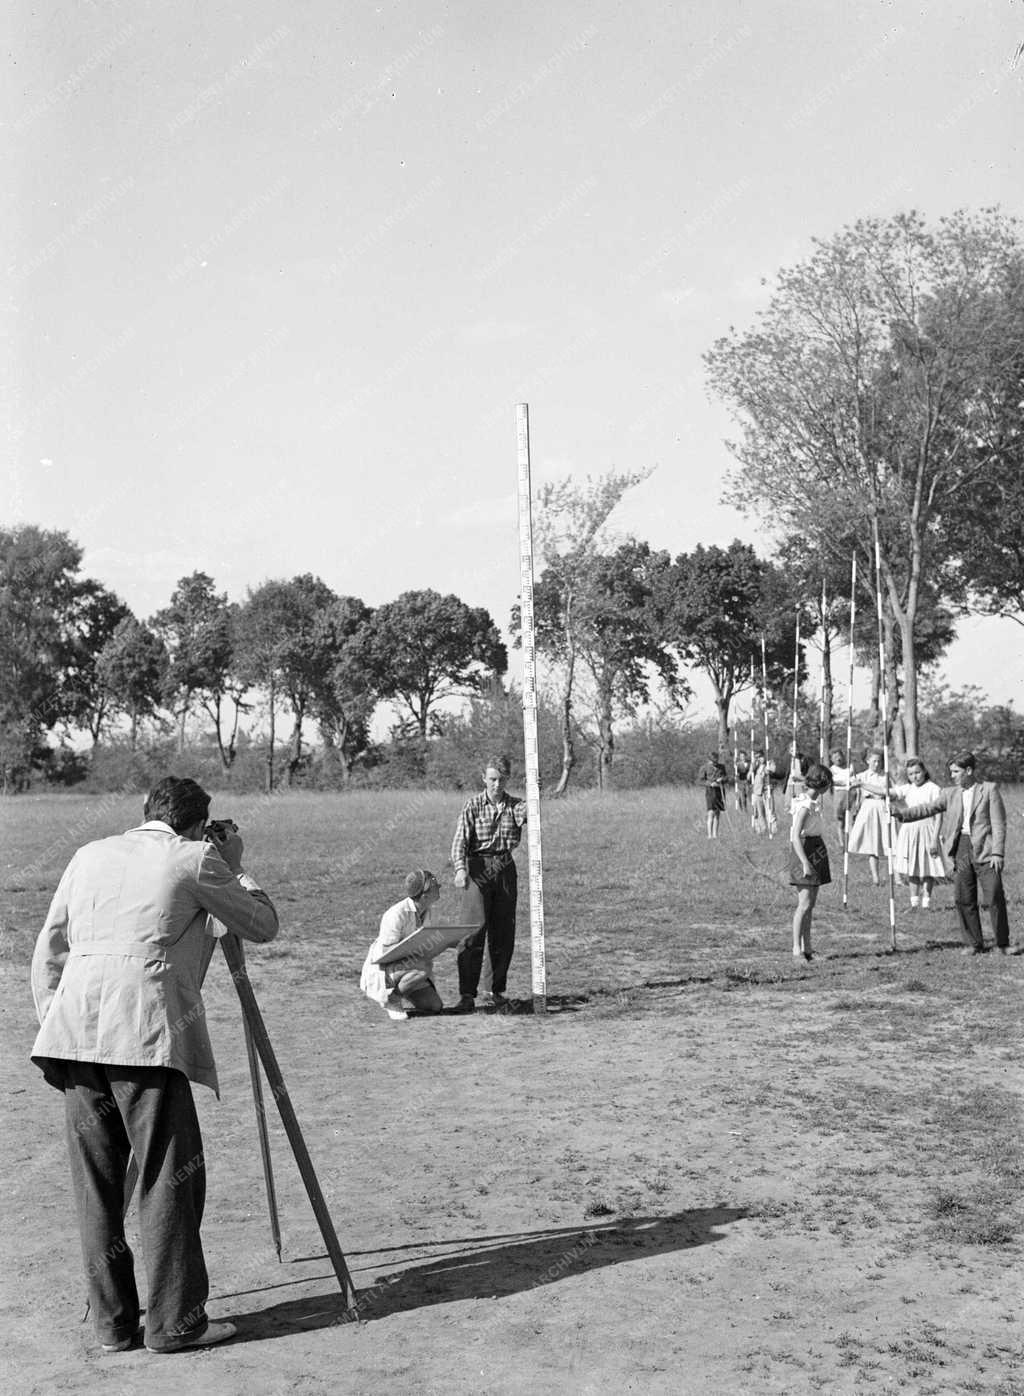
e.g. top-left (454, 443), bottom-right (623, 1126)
top-left (101, 1330), bottom-right (141, 1353)
top-left (446, 995), bottom-right (476, 1015)
top-left (480, 991), bottom-right (508, 1008)
top-left (961, 946), bottom-right (986, 956)
top-left (909, 895), bottom-right (919, 909)
top-left (147, 1321), bottom-right (237, 1353)
top-left (995, 946), bottom-right (1010, 956)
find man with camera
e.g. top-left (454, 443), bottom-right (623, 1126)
top-left (30, 776), bottom-right (279, 1354)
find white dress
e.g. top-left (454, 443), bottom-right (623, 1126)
top-left (892, 781), bottom-right (947, 882)
top-left (846, 772), bottom-right (891, 857)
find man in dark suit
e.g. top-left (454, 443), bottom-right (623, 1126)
top-left (894, 750), bottom-right (1012, 955)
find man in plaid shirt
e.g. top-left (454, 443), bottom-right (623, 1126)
top-left (450, 754), bottom-right (527, 1012)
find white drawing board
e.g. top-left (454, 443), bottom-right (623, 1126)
top-left (373, 923), bottom-right (472, 966)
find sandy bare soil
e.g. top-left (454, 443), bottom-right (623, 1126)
top-left (2, 790), bottom-right (1022, 1395)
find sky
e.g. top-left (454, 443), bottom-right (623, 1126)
top-left (6, 0), bottom-right (1023, 723)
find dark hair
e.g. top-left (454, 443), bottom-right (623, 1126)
top-left (803, 762), bottom-right (833, 794)
top-left (949, 750), bottom-right (976, 772)
top-left (905, 756), bottom-right (931, 781)
top-left (144, 776), bottom-right (211, 833)
top-left (483, 754), bottom-right (511, 777)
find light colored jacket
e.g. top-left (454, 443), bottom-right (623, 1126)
top-left (31, 821), bottom-right (278, 1094)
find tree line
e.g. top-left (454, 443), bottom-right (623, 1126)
top-left (0, 528), bottom-right (506, 792)
top-left (3, 208), bottom-right (1021, 792)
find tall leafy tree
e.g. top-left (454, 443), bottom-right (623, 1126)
top-left (519, 469), bottom-right (653, 793)
top-left (654, 541), bottom-right (798, 753)
top-left (233, 575), bottom-right (340, 787)
top-left (706, 208), bottom-right (1023, 754)
top-left (308, 596), bottom-right (376, 782)
top-left (530, 540), bottom-right (678, 789)
top-left (152, 572), bottom-right (244, 768)
top-left (57, 580), bottom-right (132, 746)
top-left (1, 526), bottom-right (88, 783)
top-left (354, 590), bottom-right (506, 739)
top-left (96, 618), bottom-right (168, 750)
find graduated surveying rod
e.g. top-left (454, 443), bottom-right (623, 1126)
top-left (842, 553), bottom-right (857, 910)
top-left (515, 403), bottom-right (548, 1014)
top-left (872, 519), bottom-right (898, 952)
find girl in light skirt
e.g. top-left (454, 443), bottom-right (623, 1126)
top-left (892, 757), bottom-right (946, 909)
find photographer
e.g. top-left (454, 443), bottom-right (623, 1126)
top-left (29, 777), bottom-right (278, 1355)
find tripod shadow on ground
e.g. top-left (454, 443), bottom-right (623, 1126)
top-left (223, 1208), bottom-right (746, 1340)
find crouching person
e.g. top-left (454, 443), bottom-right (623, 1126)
top-left (361, 869), bottom-right (445, 1019)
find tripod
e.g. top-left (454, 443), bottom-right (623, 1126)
top-left (114, 933), bottom-right (357, 1315)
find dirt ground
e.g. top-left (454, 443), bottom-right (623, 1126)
top-left (2, 790), bottom-right (1022, 1395)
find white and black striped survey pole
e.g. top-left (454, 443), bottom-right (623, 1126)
top-left (872, 517), bottom-right (898, 951)
top-left (516, 403), bottom-right (548, 1013)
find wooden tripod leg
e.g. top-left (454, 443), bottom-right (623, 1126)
top-left (243, 1008), bottom-right (282, 1261)
top-left (220, 935), bottom-right (357, 1309)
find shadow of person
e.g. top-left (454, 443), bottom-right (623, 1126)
top-left (222, 1209), bottom-right (747, 1339)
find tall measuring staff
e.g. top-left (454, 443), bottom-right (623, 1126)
top-left (516, 403), bottom-right (548, 1013)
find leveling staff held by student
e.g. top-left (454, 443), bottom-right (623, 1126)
top-left (29, 777), bottom-right (279, 1355)
top-left (450, 754), bottom-right (527, 1012)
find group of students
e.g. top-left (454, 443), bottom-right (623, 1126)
top-left (786, 747), bottom-right (1013, 961)
top-left (701, 742), bottom-right (1013, 962)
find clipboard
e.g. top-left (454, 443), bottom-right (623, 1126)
top-left (372, 923), bottom-right (471, 966)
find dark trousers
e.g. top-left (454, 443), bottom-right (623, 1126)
top-left (457, 856), bottom-right (518, 998)
top-left (953, 834), bottom-right (1010, 950)
top-left (62, 1062), bottom-right (209, 1350)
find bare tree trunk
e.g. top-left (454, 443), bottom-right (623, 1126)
top-left (596, 703), bottom-right (614, 791)
top-left (714, 693), bottom-right (729, 754)
top-left (287, 704), bottom-right (304, 786)
top-left (553, 653), bottom-right (577, 796)
top-left (881, 611), bottom-right (903, 755)
top-left (820, 626), bottom-right (833, 758)
top-left (868, 647), bottom-right (881, 741)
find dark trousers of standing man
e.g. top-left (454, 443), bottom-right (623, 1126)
top-left (62, 1061), bottom-right (210, 1351)
top-left (457, 855), bottom-right (518, 999)
top-left (953, 833), bottom-right (1010, 951)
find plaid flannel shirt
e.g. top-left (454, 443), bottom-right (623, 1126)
top-left (451, 790), bottom-right (527, 876)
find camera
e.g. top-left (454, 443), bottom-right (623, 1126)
top-left (205, 819), bottom-right (237, 843)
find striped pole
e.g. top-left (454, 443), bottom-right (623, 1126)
top-left (842, 553), bottom-right (856, 910)
top-left (749, 656), bottom-right (756, 828)
top-left (761, 633), bottom-right (774, 836)
top-left (516, 403), bottom-right (548, 1012)
top-left (818, 577), bottom-right (828, 761)
top-left (872, 519), bottom-right (898, 951)
top-left (791, 612), bottom-right (801, 760)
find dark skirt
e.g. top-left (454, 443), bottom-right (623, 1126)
top-left (705, 786), bottom-right (725, 812)
top-left (789, 834), bottom-right (831, 887)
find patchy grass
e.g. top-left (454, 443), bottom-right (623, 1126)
top-left (2, 784), bottom-right (1023, 1393)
